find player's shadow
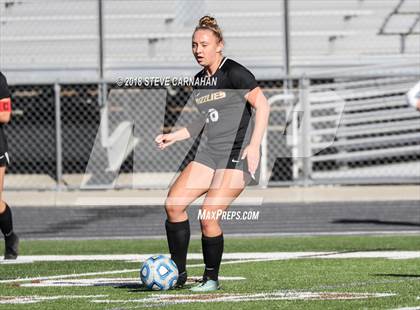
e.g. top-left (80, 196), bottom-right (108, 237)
top-left (114, 284), bottom-right (150, 292)
top-left (115, 284), bottom-right (194, 293)
top-left (372, 274), bottom-right (420, 278)
top-left (320, 248), bottom-right (398, 255)
top-left (332, 219), bottom-right (420, 227)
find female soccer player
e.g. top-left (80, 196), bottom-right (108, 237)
top-left (0, 72), bottom-right (18, 260)
top-left (155, 15), bottom-right (270, 291)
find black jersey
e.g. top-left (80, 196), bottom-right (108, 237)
top-left (187, 57), bottom-right (258, 154)
top-left (0, 72), bottom-right (11, 155)
top-left (0, 72), bottom-right (10, 101)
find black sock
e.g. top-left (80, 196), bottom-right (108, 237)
top-left (0, 204), bottom-right (13, 238)
top-left (165, 219), bottom-right (190, 274)
top-left (202, 234), bottom-right (224, 281)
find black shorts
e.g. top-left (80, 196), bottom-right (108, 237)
top-left (193, 146), bottom-right (261, 185)
top-left (0, 151), bottom-right (9, 167)
top-left (0, 128), bottom-right (8, 167)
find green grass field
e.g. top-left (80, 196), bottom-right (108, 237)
top-left (0, 235), bottom-right (419, 309)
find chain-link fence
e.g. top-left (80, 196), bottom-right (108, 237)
top-left (4, 74), bottom-right (420, 190)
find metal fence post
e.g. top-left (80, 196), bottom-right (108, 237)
top-left (98, 0), bottom-right (104, 80)
top-left (291, 93), bottom-right (300, 181)
top-left (300, 76), bottom-right (312, 186)
top-left (283, 0), bottom-right (290, 82)
top-left (99, 81), bottom-right (108, 146)
top-left (54, 83), bottom-right (63, 190)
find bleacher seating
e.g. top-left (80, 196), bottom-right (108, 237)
top-left (306, 76), bottom-right (420, 181)
top-left (0, 0), bottom-right (419, 82)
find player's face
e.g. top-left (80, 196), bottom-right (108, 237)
top-left (192, 29), bottom-right (222, 67)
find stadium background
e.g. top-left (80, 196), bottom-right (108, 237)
top-left (0, 0), bottom-right (419, 191)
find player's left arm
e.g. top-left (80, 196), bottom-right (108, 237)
top-left (241, 87), bottom-right (270, 175)
top-left (0, 97), bottom-right (12, 123)
top-left (0, 73), bottom-right (12, 123)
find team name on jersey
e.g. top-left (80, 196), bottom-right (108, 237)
top-left (195, 91), bottom-right (226, 105)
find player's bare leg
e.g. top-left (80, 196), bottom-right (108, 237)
top-left (191, 169), bottom-right (251, 292)
top-left (165, 161), bottom-right (214, 287)
top-left (165, 161), bottom-right (214, 222)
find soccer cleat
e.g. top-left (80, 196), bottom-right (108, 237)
top-left (174, 271), bottom-right (187, 288)
top-left (190, 278), bottom-right (220, 292)
top-left (4, 232), bottom-right (19, 260)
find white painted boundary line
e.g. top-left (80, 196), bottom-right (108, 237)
top-left (0, 295), bottom-right (107, 305)
top-left (0, 258), bottom-right (279, 284)
top-left (1, 252), bottom-right (330, 265)
top-left (0, 291), bottom-right (396, 305)
top-left (0, 269), bottom-right (138, 284)
top-left (91, 291), bottom-right (396, 305)
top-left (1, 251), bottom-right (420, 284)
top-left (2, 251), bottom-right (420, 265)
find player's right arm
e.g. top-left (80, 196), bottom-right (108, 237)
top-left (0, 73), bottom-right (11, 123)
top-left (156, 70), bottom-right (207, 150)
top-left (154, 127), bottom-right (190, 150)
top-left (154, 114), bottom-right (206, 150)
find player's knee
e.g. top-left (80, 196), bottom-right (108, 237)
top-left (200, 219), bottom-right (220, 236)
top-left (164, 199), bottom-right (186, 220)
top-left (164, 203), bottom-right (178, 217)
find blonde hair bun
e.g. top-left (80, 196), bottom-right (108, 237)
top-left (195, 15), bottom-right (223, 43)
top-left (199, 15), bottom-right (218, 28)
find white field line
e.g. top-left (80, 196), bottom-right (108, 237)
top-left (0, 252), bottom-right (331, 265)
top-left (0, 258), bottom-right (276, 284)
top-left (0, 295), bottom-right (107, 305)
top-left (91, 291), bottom-right (396, 305)
top-left (0, 291), bottom-right (395, 305)
top-left (2, 251), bottom-right (420, 265)
top-left (1, 251), bottom-right (420, 284)
top-left (0, 269), bottom-right (138, 284)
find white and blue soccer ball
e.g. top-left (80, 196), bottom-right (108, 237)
top-left (140, 255), bottom-right (178, 291)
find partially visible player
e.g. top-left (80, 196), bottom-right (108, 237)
top-left (406, 81), bottom-right (420, 111)
top-left (0, 72), bottom-right (19, 260)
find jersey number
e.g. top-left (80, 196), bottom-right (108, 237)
top-left (206, 108), bottom-right (219, 123)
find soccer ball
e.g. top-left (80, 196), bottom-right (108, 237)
top-left (140, 255), bottom-right (179, 290)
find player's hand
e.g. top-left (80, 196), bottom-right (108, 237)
top-left (241, 144), bottom-right (260, 178)
top-left (154, 133), bottom-right (177, 150)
